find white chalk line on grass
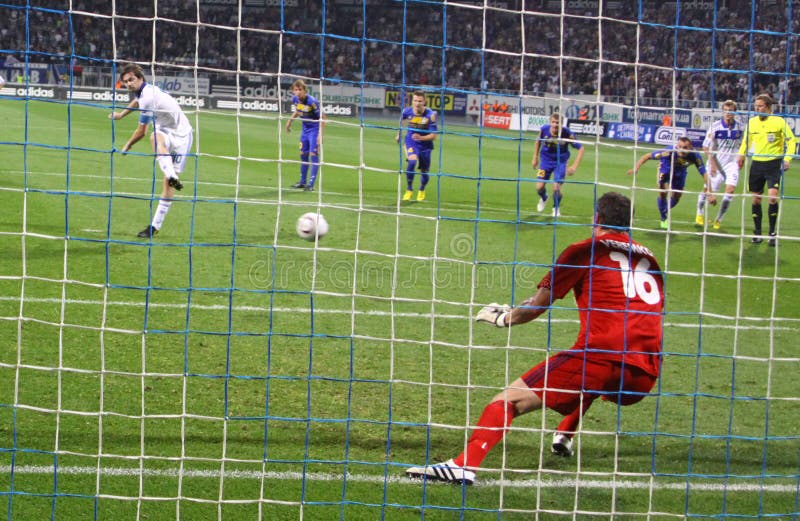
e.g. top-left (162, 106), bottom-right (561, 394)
top-left (0, 465), bottom-right (795, 493)
top-left (0, 295), bottom-right (796, 332)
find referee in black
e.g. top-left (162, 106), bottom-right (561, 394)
top-left (737, 93), bottom-right (796, 246)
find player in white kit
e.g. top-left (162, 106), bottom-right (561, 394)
top-left (695, 100), bottom-right (743, 230)
top-left (109, 62), bottom-right (194, 238)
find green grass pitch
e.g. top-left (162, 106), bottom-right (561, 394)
top-left (0, 98), bottom-right (799, 520)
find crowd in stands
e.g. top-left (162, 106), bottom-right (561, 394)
top-left (2, 0), bottom-right (799, 107)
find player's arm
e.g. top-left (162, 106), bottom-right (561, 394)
top-left (783, 120), bottom-right (796, 171)
top-left (627, 151), bottom-right (652, 176)
top-left (695, 154), bottom-right (716, 204)
top-left (737, 122), bottom-right (749, 168)
top-left (475, 287), bottom-right (551, 327)
top-left (395, 114), bottom-right (405, 143)
top-left (567, 145), bottom-right (584, 175)
top-left (108, 99), bottom-right (139, 120)
top-left (120, 122), bottom-right (147, 153)
top-left (285, 109), bottom-right (300, 133)
top-left (531, 137), bottom-right (542, 169)
top-left (317, 112), bottom-right (326, 143)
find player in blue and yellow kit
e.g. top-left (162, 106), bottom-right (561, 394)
top-left (396, 91), bottom-right (437, 201)
top-left (628, 136), bottom-right (707, 229)
top-left (531, 112), bottom-right (584, 217)
top-left (285, 79), bottom-right (325, 191)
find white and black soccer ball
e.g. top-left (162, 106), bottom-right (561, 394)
top-left (296, 212), bottom-right (329, 241)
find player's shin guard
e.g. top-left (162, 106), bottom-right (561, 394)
top-left (157, 155), bottom-right (177, 180)
top-left (768, 202), bottom-right (779, 235)
top-left (752, 203), bottom-right (762, 235)
top-left (716, 196), bottom-right (733, 222)
top-left (697, 192), bottom-right (706, 213)
top-left (151, 200), bottom-right (171, 230)
top-left (300, 153), bottom-right (310, 183)
top-left (419, 173), bottom-right (429, 191)
top-left (657, 197), bottom-right (668, 220)
top-left (452, 400), bottom-right (516, 469)
top-left (537, 187), bottom-right (548, 201)
top-left (405, 160), bottom-right (417, 190)
top-left (307, 153), bottom-right (320, 187)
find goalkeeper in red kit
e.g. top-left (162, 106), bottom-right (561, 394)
top-left (406, 192), bottom-right (665, 485)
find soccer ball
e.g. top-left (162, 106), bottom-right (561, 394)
top-left (296, 212), bottom-right (329, 241)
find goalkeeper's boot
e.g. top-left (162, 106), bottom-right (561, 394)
top-left (551, 433), bottom-right (574, 457)
top-left (768, 232), bottom-right (777, 247)
top-left (659, 220), bottom-right (669, 230)
top-left (402, 190), bottom-right (414, 201)
top-left (712, 220), bottom-right (722, 230)
top-left (695, 214), bottom-right (704, 226)
top-left (167, 176), bottom-right (183, 191)
top-left (751, 234), bottom-right (763, 244)
top-left (406, 459), bottom-right (475, 485)
top-left (291, 182), bottom-right (306, 189)
top-left (537, 198), bottom-right (547, 213)
top-left (552, 208), bottom-right (561, 218)
top-left (304, 185), bottom-right (315, 192)
top-left (416, 190), bottom-right (426, 202)
top-left (137, 225), bottom-right (158, 239)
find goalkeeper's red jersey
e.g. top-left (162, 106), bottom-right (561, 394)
top-left (536, 231), bottom-right (665, 377)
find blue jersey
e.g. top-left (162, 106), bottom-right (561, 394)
top-left (402, 107), bottom-right (437, 150)
top-left (651, 147), bottom-right (706, 176)
top-left (538, 125), bottom-right (582, 165)
top-left (292, 94), bottom-right (321, 132)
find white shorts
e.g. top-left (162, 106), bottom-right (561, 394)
top-left (704, 160), bottom-right (739, 191)
top-left (156, 129), bottom-right (194, 174)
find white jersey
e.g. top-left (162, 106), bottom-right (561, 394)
top-left (135, 83), bottom-right (192, 137)
top-left (702, 118), bottom-right (743, 170)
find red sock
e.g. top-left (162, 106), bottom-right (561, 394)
top-left (452, 400), bottom-right (516, 469)
top-left (556, 407), bottom-right (581, 436)
top-left (556, 398), bottom-right (594, 436)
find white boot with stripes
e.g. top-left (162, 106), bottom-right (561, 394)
top-left (405, 459), bottom-right (476, 485)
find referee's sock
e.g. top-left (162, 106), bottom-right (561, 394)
top-left (752, 203), bottom-right (763, 235)
top-left (768, 202), bottom-right (779, 235)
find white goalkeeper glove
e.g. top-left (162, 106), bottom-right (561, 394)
top-left (476, 303), bottom-right (511, 327)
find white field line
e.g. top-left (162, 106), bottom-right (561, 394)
top-left (0, 295), bottom-right (797, 333)
top-left (0, 465), bottom-right (795, 493)
top-left (1, 169), bottom-right (516, 217)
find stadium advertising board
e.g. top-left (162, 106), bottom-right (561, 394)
top-left (68, 89), bottom-right (131, 103)
top-left (568, 121), bottom-right (607, 136)
top-left (653, 125), bottom-right (687, 145)
top-left (605, 122), bottom-right (656, 143)
top-left (2, 62), bottom-right (54, 85)
top-left (151, 75), bottom-right (210, 95)
top-left (466, 94), bottom-right (548, 115)
top-left (483, 111), bottom-right (512, 129)
top-left (507, 114), bottom-right (551, 132)
top-left (4, 85), bottom-right (56, 99)
top-left (320, 103), bottom-right (356, 117)
top-left (685, 128), bottom-right (707, 148)
top-left (623, 107), bottom-right (692, 128)
top-left (216, 99), bottom-right (280, 111)
top-left (785, 115), bottom-right (800, 137)
top-left (691, 109), bottom-right (716, 130)
top-left (213, 82), bottom-right (384, 109)
top-left (385, 90), bottom-right (467, 114)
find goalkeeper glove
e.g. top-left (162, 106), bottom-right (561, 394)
top-left (476, 303), bottom-right (511, 327)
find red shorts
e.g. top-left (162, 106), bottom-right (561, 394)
top-left (521, 351), bottom-right (657, 416)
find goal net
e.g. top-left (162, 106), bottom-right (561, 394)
top-left (0, 0), bottom-right (798, 519)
